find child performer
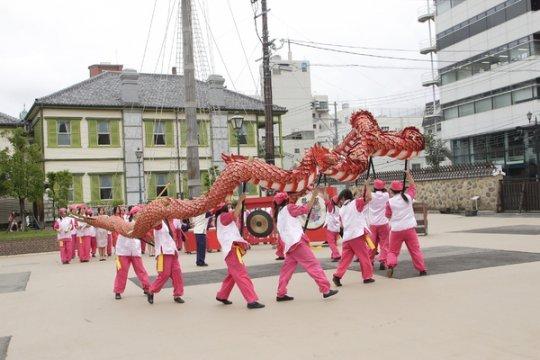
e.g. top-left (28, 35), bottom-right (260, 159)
top-left (322, 191), bottom-right (341, 262)
top-left (386, 170), bottom-right (427, 278)
top-left (215, 194), bottom-right (265, 309)
top-left (68, 205), bottom-right (78, 260)
top-left (147, 218), bottom-right (185, 304)
top-left (332, 182), bottom-right (375, 287)
top-left (87, 208), bottom-right (97, 258)
top-left (77, 207), bottom-right (92, 262)
top-left (113, 206), bottom-right (151, 299)
top-left (274, 188), bottom-right (338, 302)
top-left (95, 207), bottom-right (108, 261)
top-left (368, 179), bottom-right (391, 270)
top-left (53, 208), bottom-right (73, 264)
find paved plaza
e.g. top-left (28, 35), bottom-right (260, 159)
top-left (1, 214), bottom-right (539, 360)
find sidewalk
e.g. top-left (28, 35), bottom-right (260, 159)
top-left (1, 214), bottom-right (539, 360)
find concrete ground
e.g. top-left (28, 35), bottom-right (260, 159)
top-left (1, 214), bottom-right (540, 360)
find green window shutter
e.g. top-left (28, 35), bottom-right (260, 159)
top-left (167, 172), bottom-right (177, 197)
top-left (180, 121), bottom-right (187, 147)
top-left (246, 122), bottom-right (256, 146)
top-left (247, 183), bottom-right (258, 195)
top-left (198, 122), bottom-right (208, 147)
top-left (144, 121), bottom-right (154, 147)
top-left (71, 120), bottom-right (81, 148)
top-left (201, 171), bottom-right (210, 192)
top-left (73, 175), bottom-right (83, 203)
top-left (181, 173), bottom-right (188, 198)
top-left (90, 175), bottom-right (100, 203)
top-left (112, 174), bottom-right (123, 202)
top-left (229, 124), bottom-right (237, 147)
top-left (88, 119), bottom-right (97, 148)
top-left (110, 120), bottom-right (120, 147)
top-left (165, 121), bottom-right (174, 148)
top-left (47, 119), bottom-right (57, 148)
top-left (147, 173), bottom-right (157, 200)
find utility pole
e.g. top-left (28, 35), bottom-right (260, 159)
top-left (182, 0), bottom-right (201, 198)
top-left (261, 0), bottom-right (275, 165)
top-left (333, 101), bottom-right (339, 147)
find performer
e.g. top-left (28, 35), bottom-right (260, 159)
top-left (109, 205), bottom-right (123, 256)
top-left (172, 218), bottom-right (187, 251)
top-left (113, 206), bottom-right (150, 299)
top-left (214, 194), bottom-right (265, 309)
top-left (147, 218), bottom-right (185, 304)
top-left (322, 190), bottom-right (341, 262)
top-left (77, 207), bottom-right (92, 262)
top-left (386, 171), bottom-right (427, 277)
top-left (53, 208), bottom-right (73, 264)
top-left (87, 208), bottom-right (97, 258)
top-left (332, 182), bottom-right (375, 287)
top-left (68, 204), bottom-right (78, 260)
top-left (95, 207), bottom-right (108, 261)
top-left (368, 179), bottom-right (391, 270)
top-left (192, 211), bottom-right (212, 266)
top-left (274, 189), bottom-right (338, 301)
top-left (275, 237), bottom-right (285, 261)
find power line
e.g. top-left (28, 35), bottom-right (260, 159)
top-left (140, 0), bottom-right (159, 72)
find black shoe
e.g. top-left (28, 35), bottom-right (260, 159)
top-left (174, 297), bottom-right (185, 304)
top-left (331, 257), bottom-right (341, 263)
top-left (387, 267), bottom-right (394, 278)
top-left (216, 297), bottom-right (233, 305)
top-left (92, 254), bottom-right (96, 258)
top-left (100, 258), bottom-right (106, 262)
top-left (323, 289), bottom-right (339, 298)
top-left (363, 278), bottom-right (375, 284)
top-left (419, 270), bottom-right (428, 276)
top-left (275, 256), bottom-right (285, 261)
top-left (196, 263), bottom-right (209, 267)
top-left (332, 276), bottom-right (342, 287)
top-left (379, 263), bottom-right (386, 271)
top-left (143, 290), bottom-right (149, 295)
top-left (247, 302), bottom-right (265, 309)
top-left (115, 293), bottom-right (121, 300)
top-left (276, 295), bottom-right (294, 302)
top-left (147, 293), bottom-right (154, 304)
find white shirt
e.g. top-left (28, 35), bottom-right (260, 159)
top-left (325, 202), bottom-right (341, 233)
top-left (153, 221), bottom-right (178, 255)
top-left (368, 192), bottom-right (390, 226)
top-left (95, 227), bottom-right (109, 247)
top-left (55, 217), bottom-right (72, 240)
top-left (277, 205), bottom-right (305, 254)
top-left (216, 213), bottom-right (249, 258)
top-left (115, 235), bottom-right (142, 257)
top-left (388, 193), bottom-right (417, 231)
top-left (192, 213), bottom-right (209, 234)
top-left (339, 199), bottom-right (369, 242)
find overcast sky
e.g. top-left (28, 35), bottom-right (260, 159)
top-left (0, 0), bottom-right (433, 118)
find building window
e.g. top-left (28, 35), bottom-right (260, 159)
top-left (237, 124), bottom-right (247, 145)
top-left (443, 107), bottom-right (458, 120)
top-left (57, 121), bottom-right (71, 146)
top-left (156, 174), bottom-right (168, 197)
top-left (381, 126), bottom-right (389, 131)
top-left (97, 121), bottom-right (111, 145)
top-left (475, 98), bottom-right (492, 113)
top-left (153, 121), bottom-right (166, 145)
top-left (99, 175), bottom-right (113, 200)
top-left (412, 163), bottom-right (421, 170)
top-left (458, 102), bottom-right (475, 117)
top-left (294, 148), bottom-right (300, 154)
top-left (312, 124), bottom-right (317, 129)
top-left (493, 93), bottom-right (512, 109)
top-left (512, 87), bottom-right (534, 104)
top-left (67, 182), bottom-right (74, 202)
top-left (436, 123), bottom-right (442, 131)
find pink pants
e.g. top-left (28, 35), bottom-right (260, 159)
top-left (113, 256), bottom-right (150, 294)
top-left (217, 249), bottom-right (259, 303)
top-left (325, 229), bottom-right (341, 259)
top-left (79, 236), bottom-right (92, 261)
top-left (58, 238), bottom-right (73, 263)
top-left (174, 229), bottom-right (183, 250)
top-left (107, 234), bottom-right (112, 256)
top-left (71, 235), bottom-right (78, 259)
top-left (90, 236), bottom-right (97, 256)
top-left (277, 240), bottom-right (331, 297)
top-left (149, 254), bottom-right (184, 297)
top-left (334, 236), bottom-right (374, 280)
top-left (369, 224), bottom-right (390, 264)
top-left (275, 238), bottom-right (285, 258)
top-left (386, 228), bottom-right (426, 271)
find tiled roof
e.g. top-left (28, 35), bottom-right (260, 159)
top-left (0, 112), bottom-right (22, 126)
top-left (33, 71), bottom-right (286, 113)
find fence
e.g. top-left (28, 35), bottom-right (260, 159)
top-left (499, 179), bottom-right (540, 212)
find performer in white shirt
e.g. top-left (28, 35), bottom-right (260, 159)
top-left (95, 207), bottom-right (109, 261)
top-left (323, 191), bottom-right (342, 262)
top-left (53, 208), bottom-right (73, 264)
top-left (368, 179), bottom-right (391, 270)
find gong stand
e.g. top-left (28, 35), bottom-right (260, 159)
top-left (303, 173), bottom-right (324, 232)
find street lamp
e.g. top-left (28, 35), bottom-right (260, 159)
top-left (135, 147), bottom-right (144, 204)
top-left (230, 115), bottom-right (244, 155)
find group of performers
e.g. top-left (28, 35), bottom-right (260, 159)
top-left (53, 170), bottom-right (426, 309)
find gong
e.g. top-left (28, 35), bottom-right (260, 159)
top-left (246, 209), bottom-right (274, 238)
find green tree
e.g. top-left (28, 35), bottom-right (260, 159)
top-left (424, 133), bottom-right (452, 169)
top-left (0, 128), bottom-right (45, 230)
top-left (46, 170), bottom-right (73, 216)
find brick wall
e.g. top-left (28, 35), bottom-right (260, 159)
top-left (0, 237), bottom-right (58, 256)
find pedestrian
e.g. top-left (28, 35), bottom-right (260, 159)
top-left (113, 206), bottom-right (151, 300)
top-left (192, 211), bottom-right (212, 266)
top-left (214, 194), bottom-right (265, 309)
top-left (53, 208), bottom-right (73, 264)
top-left (386, 170), bottom-right (427, 278)
top-left (274, 189), bottom-right (338, 302)
top-left (147, 218), bottom-right (185, 304)
top-left (332, 182), bottom-right (375, 287)
top-left (95, 207), bottom-right (108, 261)
top-left (322, 190), bottom-right (341, 262)
top-left (368, 179), bottom-right (391, 270)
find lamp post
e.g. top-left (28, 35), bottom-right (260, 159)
top-left (135, 147), bottom-right (144, 204)
top-left (230, 115), bottom-right (244, 155)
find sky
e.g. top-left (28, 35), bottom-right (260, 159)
top-left (0, 0), bottom-right (435, 118)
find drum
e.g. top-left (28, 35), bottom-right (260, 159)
top-left (246, 209), bottom-right (274, 238)
top-left (296, 195), bottom-right (326, 230)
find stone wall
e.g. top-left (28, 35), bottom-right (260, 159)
top-left (0, 237), bottom-right (57, 256)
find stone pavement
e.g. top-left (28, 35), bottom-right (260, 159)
top-left (1, 214), bottom-right (539, 360)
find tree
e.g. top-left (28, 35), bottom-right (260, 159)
top-left (46, 170), bottom-right (73, 217)
top-left (424, 133), bottom-right (452, 169)
top-left (0, 128), bottom-right (45, 230)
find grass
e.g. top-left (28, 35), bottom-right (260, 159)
top-left (0, 229), bottom-right (56, 241)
